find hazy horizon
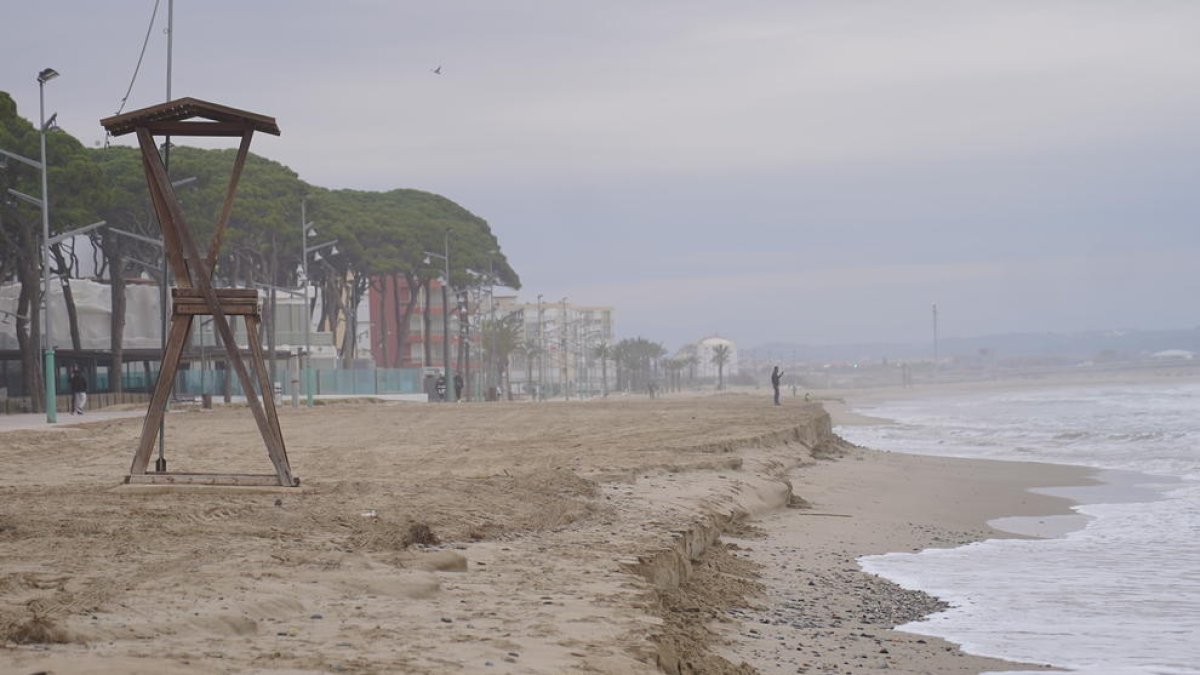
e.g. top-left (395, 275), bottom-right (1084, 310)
top-left (4, 1), bottom-right (1198, 351)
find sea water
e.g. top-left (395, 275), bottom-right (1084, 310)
top-left (838, 381), bottom-right (1200, 675)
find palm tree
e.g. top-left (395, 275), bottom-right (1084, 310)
top-left (611, 340), bottom-right (631, 392)
top-left (664, 357), bottom-right (688, 392)
top-left (685, 354), bottom-right (700, 386)
top-left (612, 337), bottom-right (666, 393)
top-left (481, 311), bottom-right (524, 400)
top-left (712, 344), bottom-right (731, 390)
top-left (592, 342), bottom-right (611, 397)
top-left (520, 342), bottom-right (545, 399)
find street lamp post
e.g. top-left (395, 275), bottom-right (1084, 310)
top-left (3, 69), bottom-right (64, 422)
top-left (37, 67), bottom-right (58, 422)
top-left (459, 289), bottom-right (470, 402)
top-left (487, 258), bottom-right (496, 400)
top-left (107, 226), bottom-right (164, 249)
top-left (560, 297), bottom-right (569, 401)
top-left (252, 281), bottom-right (306, 406)
top-left (423, 233), bottom-right (452, 402)
top-left (536, 294), bottom-right (543, 400)
top-left (443, 234), bottom-right (451, 402)
top-left (49, 221), bottom-right (107, 248)
top-left (159, 176), bottom-right (194, 470)
top-left (301, 201), bottom-right (311, 407)
top-left (300, 199), bottom-right (337, 407)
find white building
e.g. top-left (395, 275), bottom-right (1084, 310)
top-left (0, 278), bottom-right (335, 360)
top-left (680, 335), bottom-right (739, 380)
top-left (492, 295), bottom-right (615, 397)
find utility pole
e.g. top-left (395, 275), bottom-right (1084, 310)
top-left (441, 232), bottom-right (452, 401)
top-left (932, 303), bottom-right (939, 381)
top-left (302, 200), bottom-right (312, 406)
top-left (156, 0), bottom-right (174, 471)
top-left (268, 231), bottom-right (277, 386)
top-left (460, 290), bottom-right (470, 401)
top-left (301, 200), bottom-right (337, 406)
top-left (561, 297), bottom-right (569, 400)
top-left (536, 294), bottom-right (544, 400)
top-left (423, 233), bottom-right (453, 401)
top-left (487, 259), bottom-right (495, 399)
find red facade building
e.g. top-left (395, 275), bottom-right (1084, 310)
top-left (367, 275), bottom-right (460, 369)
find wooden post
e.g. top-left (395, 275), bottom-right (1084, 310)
top-left (130, 314), bottom-right (192, 474)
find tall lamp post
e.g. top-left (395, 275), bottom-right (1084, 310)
top-left (0, 68), bottom-right (63, 421)
top-left (300, 200), bottom-right (337, 407)
top-left (458, 289), bottom-right (470, 401)
top-left (252, 281), bottom-right (306, 406)
top-left (536, 294), bottom-right (544, 400)
top-left (37, 67), bottom-right (59, 422)
top-left (486, 258), bottom-right (496, 399)
top-left (424, 232), bottom-right (453, 402)
top-left (560, 297), bottom-right (569, 400)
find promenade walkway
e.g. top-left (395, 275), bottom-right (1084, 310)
top-left (0, 393), bottom-right (432, 434)
top-left (0, 409), bottom-right (148, 434)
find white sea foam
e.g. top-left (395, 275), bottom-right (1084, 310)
top-left (840, 381), bottom-right (1200, 675)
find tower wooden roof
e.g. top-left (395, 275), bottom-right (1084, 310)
top-left (100, 97), bottom-right (280, 137)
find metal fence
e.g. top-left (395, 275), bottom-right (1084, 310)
top-left (174, 367), bottom-right (425, 398)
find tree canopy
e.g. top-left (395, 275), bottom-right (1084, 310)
top-left (84, 143), bottom-right (520, 294)
top-left (2, 89), bottom-right (523, 381)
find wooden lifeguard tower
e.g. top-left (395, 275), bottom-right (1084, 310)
top-left (101, 98), bottom-right (298, 487)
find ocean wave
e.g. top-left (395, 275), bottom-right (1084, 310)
top-left (1053, 430), bottom-right (1092, 441)
top-left (848, 381), bottom-right (1200, 674)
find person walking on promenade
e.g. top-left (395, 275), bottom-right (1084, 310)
top-left (69, 368), bottom-right (88, 415)
top-left (770, 366), bottom-right (784, 406)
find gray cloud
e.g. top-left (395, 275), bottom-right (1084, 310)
top-left (4, 1), bottom-right (1198, 348)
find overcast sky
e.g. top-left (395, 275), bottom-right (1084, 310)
top-left (4, 1), bottom-right (1199, 350)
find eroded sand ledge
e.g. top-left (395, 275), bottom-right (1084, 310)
top-left (0, 395), bottom-right (1088, 673)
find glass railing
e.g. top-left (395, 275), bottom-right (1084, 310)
top-left (171, 367), bottom-right (425, 397)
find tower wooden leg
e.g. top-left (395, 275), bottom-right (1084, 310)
top-left (190, 296), bottom-right (294, 487)
top-left (245, 316), bottom-right (293, 486)
top-left (130, 313), bottom-right (193, 475)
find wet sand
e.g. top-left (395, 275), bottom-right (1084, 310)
top-left (717, 443), bottom-right (1090, 673)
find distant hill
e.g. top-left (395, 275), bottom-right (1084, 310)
top-left (750, 327), bottom-right (1200, 365)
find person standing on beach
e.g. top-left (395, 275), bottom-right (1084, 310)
top-left (69, 368), bottom-right (88, 415)
top-left (770, 366), bottom-right (784, 406)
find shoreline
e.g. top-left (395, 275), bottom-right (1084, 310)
top-left (718, 445), bottom-right (1093, 673)
top-left (721, 385), bottom-right (1106, 674)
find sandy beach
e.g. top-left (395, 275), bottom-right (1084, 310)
top-left (0, 392), bottom-right (1093, 674)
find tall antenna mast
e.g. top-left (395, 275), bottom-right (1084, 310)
top-left (156, 0), bottom-right (175, 472)
top-left (166, 0), bottom-right (173, 101)
top-left (932, 303), bottom-right (939, 380)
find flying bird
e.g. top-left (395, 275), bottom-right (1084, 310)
top-left (432, 65), bottom-right (442, 75)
